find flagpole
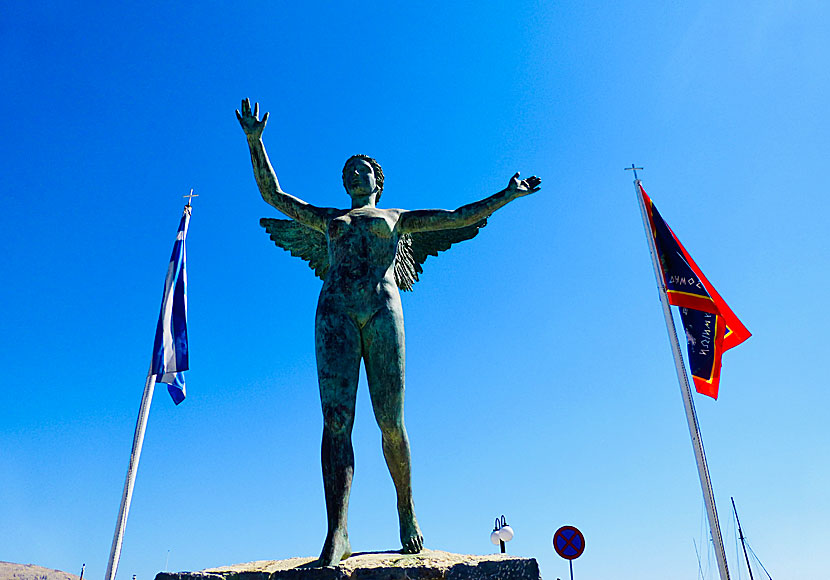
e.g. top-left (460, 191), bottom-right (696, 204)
top-left (631, 168), bottom-right (730, 580)
top-left (106, 197), bottom-right (194, 580)
top-left (105, 372), bottom-right (157, 580)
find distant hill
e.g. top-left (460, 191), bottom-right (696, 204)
top-left (0, 562), bottom-right (81, 580)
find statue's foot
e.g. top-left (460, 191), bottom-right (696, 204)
top-left (318, 528), bottom-right (351, 567)
top-left (399, 511), bottom-right (424, 554)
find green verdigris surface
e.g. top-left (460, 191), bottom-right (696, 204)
top-left (237, 99), bottom-right (541, 567)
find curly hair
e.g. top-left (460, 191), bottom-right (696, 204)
top-left (342, 154), bottom-right (384, 202)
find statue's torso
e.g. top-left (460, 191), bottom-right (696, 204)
top-left (318, 207), bottom-right (404, 324)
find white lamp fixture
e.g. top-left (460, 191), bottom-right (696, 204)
top-left (491, 515), bottom-right (514, 553)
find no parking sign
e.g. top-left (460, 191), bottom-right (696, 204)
top-left (553, 525), bottom-right (585, 579)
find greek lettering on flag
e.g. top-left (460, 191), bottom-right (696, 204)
top-left (639, 183), bottom-right (750, 399)
top-left (150, 206), bottom-right (191, 404)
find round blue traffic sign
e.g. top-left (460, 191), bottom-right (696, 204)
top-left (553, 525), bottom-right (585, 560)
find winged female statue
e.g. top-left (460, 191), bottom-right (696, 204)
top-left (237, 98), bottom-right (541, 566)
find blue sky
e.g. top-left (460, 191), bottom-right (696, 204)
top-left (1, 2), bottom-right (828, 579)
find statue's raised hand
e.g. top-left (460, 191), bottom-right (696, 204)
top-left (236, 98), bottom-right (269, 139)
top-left (506, 172), bottom-right (542, 197)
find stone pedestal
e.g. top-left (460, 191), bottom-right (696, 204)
top-left (155, 549), bottom-right (540, 580)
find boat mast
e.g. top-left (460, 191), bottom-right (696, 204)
top-left (731, 497), bottom-right (755, 580)
top-left (693, 538), bottom-right (705, 580)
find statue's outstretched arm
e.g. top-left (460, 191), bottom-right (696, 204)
top-left (397, 173), bottom-right (541, 234)
top-left (237, 99), bottom-right (330, 232)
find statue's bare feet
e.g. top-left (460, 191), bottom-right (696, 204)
top-left (318, 528), bottom-right (351, 567)
top-left (399, 509), bottom-right (424, 554)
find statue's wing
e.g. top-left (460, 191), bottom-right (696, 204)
top-left (394, 218), bottom-right (488, 291)
top-left (260, 218), bottom-right (329, 280)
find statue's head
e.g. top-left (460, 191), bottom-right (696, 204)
top-left (342, 154), bottom-right (384, 202)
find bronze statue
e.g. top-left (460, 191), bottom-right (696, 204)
top-left (236, 98), bottom-right (541, 566)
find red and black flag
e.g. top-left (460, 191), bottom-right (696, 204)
top-left (639, 183), bottom-right (750, 399)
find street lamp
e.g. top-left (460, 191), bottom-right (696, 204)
top-left (490, 515), bottom-right (514, 553)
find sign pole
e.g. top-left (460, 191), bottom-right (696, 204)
top-left (569, 560), bottom-right (573, 580)
top-left (631, 167), bottom-right (730, 580)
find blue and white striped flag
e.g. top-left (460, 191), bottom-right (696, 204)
top-left (150, 205), bottom-right (191, 404)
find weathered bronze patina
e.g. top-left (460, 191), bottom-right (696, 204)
top-left (237, 98), bottom-right (541, 567)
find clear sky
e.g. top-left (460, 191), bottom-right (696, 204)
top-left (2, 2), bottom-right (828, 580)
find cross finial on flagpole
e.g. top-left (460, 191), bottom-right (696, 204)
top-left (624, 164), bottom-right (644, 181)
top-left (183, 189), bottom-right (199, 206)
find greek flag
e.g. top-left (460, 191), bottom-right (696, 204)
top-left (150, 206), bottom-right (191, 404)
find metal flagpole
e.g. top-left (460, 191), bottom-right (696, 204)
top-left (105, 372), bottom-right (157, 580)
top-left (106, 192), bottom-right (195, 580)
top-left (630, 166), bottom-right (730, 580)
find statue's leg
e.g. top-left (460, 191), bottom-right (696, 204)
top-left (362, 305), bottom-right (424, 554)
top-left (316, 308), bottom-right (361, 566)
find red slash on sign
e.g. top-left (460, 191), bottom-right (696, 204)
top-left (553, 525), bottom-right (585, 560)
